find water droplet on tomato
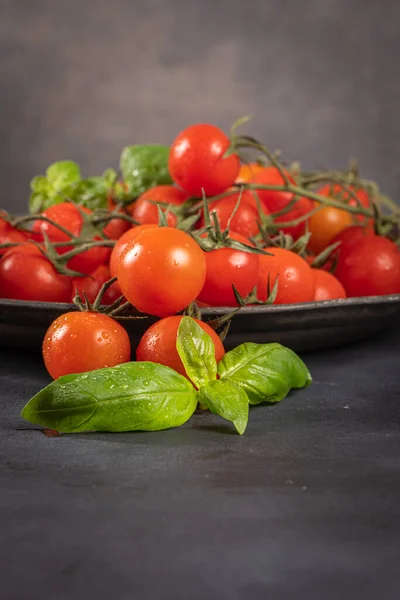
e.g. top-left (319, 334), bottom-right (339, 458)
top-left (97, 337), bottom-right (102, 342)
top-left (102, 331), bottom-right (109, 339)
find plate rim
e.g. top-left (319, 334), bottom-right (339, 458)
top-left (1, 294), bottom-right (399, 316)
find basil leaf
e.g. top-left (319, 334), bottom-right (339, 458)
top-left (69, 169), bottom-right (117, 210)
top-left (46, 160), bottom-right (81, 190)
top-left (176, 316), bottom-right (217, 388)
top-left (217, 342), bottom-right (312, 405)
top-left (198, 380), bottom-right (249, 435)
top-left (29, 160), bottom-right (82, 213)
top-left (21, 362), bottom-right (197, 433)
top-left (120, 145), bottom-right (173, 196)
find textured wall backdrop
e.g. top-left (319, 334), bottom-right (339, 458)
top-left (1, 0), bottom-right (399, 212)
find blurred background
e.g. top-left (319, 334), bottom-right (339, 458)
top-left (2, 0), bottom-right (399, 213)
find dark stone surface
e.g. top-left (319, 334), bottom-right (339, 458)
top-left (1, 328), bottom-right (400, 599)
top-left (2, 0), bottom-right (400, 214)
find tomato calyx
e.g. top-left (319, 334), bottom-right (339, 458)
top-left (232, 276), bottom-right (279, 307)
top-left (255, 226), bottom-right (312, 257)
top-left (72, 275), bottom-right (132, 317)
top-left (191, 192), bottom-right (271, 256)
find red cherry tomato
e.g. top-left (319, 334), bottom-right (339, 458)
top-left (118, 227), bottom-right (206, 317)
top-left (330, 224), bottom-right (375, 253)
top-left (313, 269), bottom-right (346, 301)
top-left (257, 247), bottom-right (315, 304)
top-left (71, 265), bottom-right (123, 305)
top-left (306, 225), bottom-right (375, 272)
top-left (0, 243), bottom-right (72, 302)
top-left (251, 167), bottom-right (313, 239)
top-left (197, 232), bottom-right (259, 306)
top-left (136, 316), bottom-right (225, 378)
top-left (0, 227), bottom-right (27, 256)
top-left (103, 206), bottom-right (131, 241)
top-left (130, 185), bottom-right (188, 226)
top-left (168, 124), bottom-right (240, 197)
top-left (32, 202), bottom-right (111, 275)
top-left (199, 190), bottom-right (265, 239)
top-left (43, 311), bottom-right (131, 379)
top-left (109, 224), bottom-right (157, 278)
top-left (334, 236), bottom-right (400, 297)
top-left (0, 214), bottom-right (8, 233)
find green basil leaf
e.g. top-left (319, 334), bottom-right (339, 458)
top-left (21, 362), bottom-right (197, 433)
top-left (120, 145), bottom-right (172, 196)
top-left (176, 316), bottom-right (217, 388)
top-left (29, 160), bottom-right (82, 213)
top-left (28, 191), bottom-right (47, 214)
top-left (69, 169), bottom-right (117, 210)
top-left (46, 160), bottom-right (81, 190)
top-left (198, 380), bottom-right (249, 435)
top-left (217, 342), bottom-right (312, 405)
top-left (30, 175), bottom-right (48, 192)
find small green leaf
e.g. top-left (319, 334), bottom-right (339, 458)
top-left (120, 145), bottom-right (172, 197)
top-left (69, 169), bottom-right (118, 210)
top-left (176, 316), bottom-right (217, 388)
top-left (28, 160), bottom-right (82, 213)
top-left (30, 175), bottom-right (48, 192)
top-left (198, 379), bottom-right (249, 434)
top-left (46, 160), bottom-right (81, 190)
top-left (29, 191), bottom-right (47, 213)
top-left (22, 362), bottom-right (197, 433)
top-left (218, 342), bottom-right (312, 405)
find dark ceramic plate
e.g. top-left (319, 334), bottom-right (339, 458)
top-left (1, 295), bottom-right (400, 353)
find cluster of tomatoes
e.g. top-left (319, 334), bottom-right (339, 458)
top-left (1, 122), bottom-right (400, 380)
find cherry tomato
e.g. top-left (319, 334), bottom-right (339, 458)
top-left (130, 185), bottom-right (188, 226)
top-left (0, 227), bottom-right (27, 256)
top-left (313, 269), bottom-right (346, 301)
top-left (168, 124), bottom-right (240, 197)
top-left (199, 192), bottom-right (263, 239)
top-left (43, 311), bottom-right (131, 379)
top-left (235, 162), bottom-right (265, 184)
top-left (251, 167), bottom-right (313, 239)
top-left (334, 236), bottom-right (400, 297)
top-left (0, 243), bottom-right (72, 302)
top-left (118, 227), bottom-right (206, 317)
top-left (109, 224), bottom-right (157, 278)
top-left (71, 265), bottom-right (123, 305)
top-left (317, 183), bottom-right (372, 223)
top-left (307, 205), bottom-right (353, 255)
top-left (136, 316), bottom-right (225, 378)
top-left (257, 247), bottom-right (315, 304)
top-left (330, 224), bottom-right (375, 254)
top-left (200, 189), bottom-right (267, 238)
top-left (103, 204), bottom-right (131, 240)
top-left (32, 202), bottom-right (111, 275)
top-left (197, 232), bottom-right (259, 306)
top-left (0, 214), bottom-right (8, 232)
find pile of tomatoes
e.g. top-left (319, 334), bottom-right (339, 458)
top-left (1, 122), bottom-right (400, 379)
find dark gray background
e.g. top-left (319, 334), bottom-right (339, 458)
top-left (1, 0), bottom-right (399, 213)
